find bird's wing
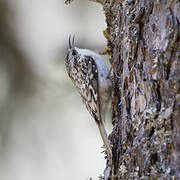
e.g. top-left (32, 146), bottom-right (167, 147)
top-left (81, 55), bottom-right (101, 123)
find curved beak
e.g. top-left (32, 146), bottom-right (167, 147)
top-left (68, 34), bottom-right (75, 49)
top-left (69, 35), bottom-right (72, 49)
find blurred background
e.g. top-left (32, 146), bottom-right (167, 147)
top-left (0, 0), bottom-right (111, 179)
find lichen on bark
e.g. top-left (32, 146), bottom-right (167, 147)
top-left (65, 0), bottom-right (180, 179)
top-left (102, 0), bottom-right (180, 179)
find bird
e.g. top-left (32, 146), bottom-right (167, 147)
top-left (65, 35), bottom-right (112, 163)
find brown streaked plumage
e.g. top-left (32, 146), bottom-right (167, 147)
top-left (65, 35), bottom-right (112, 164)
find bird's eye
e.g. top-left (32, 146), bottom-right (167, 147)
top-left (72, 49), bottom-right (77, 56)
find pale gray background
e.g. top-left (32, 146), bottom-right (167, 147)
top-left (0, 0), bottom-right (112, 180)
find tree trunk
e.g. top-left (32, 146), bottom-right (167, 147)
top-left (101, 0), bottom-right (180, 179)
top-left (66, 0), bottom-right (179, 178)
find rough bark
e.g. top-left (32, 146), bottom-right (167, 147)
top-left (102, 0), bottom-right (180, 179)
top-left (65, 0), bottom-right (180, 179)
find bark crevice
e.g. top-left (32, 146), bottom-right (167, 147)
top-left (102, 0), bottom-right (180, 179)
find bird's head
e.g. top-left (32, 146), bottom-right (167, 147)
top-left (65, 35), bottom-right (81, 72)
